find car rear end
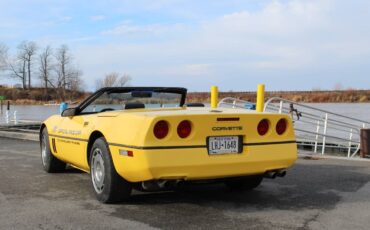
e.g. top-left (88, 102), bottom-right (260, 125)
top-left (109, 108), bottom-right (297, 182)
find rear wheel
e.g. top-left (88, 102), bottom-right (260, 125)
top-left (40, 129), bottom-right (66, 172)
top-left (225, 175), bottom-right (263, 191)
top-left (90, 137), bottom-right (132, 203)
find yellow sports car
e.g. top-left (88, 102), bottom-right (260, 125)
top-left (40, 87), bottom-right (297, 203)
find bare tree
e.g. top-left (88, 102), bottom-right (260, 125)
top-left (96, 72), bottom-right (131, 89)
top-left (68, 70), bottom-right (84, 93)
top-left (17, 41), bottom-right (37, 89)
top-left (117, 73), bottom-right (131, 86)
top-left (55, 45), bottom-right (69, 92)
top-left (8, 45), bottom-right (28, 89)
top-left (55, 44), bottom-right (84, 100)
top-left (0, 43), bottom-right (8, 72)
top-left (39, 45), bottom-right (54, 96)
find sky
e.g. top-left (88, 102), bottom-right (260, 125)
top-left (0, 0), bottom-right (370, 92)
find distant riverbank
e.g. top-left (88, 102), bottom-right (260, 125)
top-left (0, 87), bottom-right (87, 105)
top-left (0, 87), bottom-right (369, 105)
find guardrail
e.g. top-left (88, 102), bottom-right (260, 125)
top-left (218, 97), bottom-right (370, 158)
top-left (264, 97), bottom-right (370, 158)
top-left (218, 97), bottom-right (256, 110)
top-left (0, 111), bottom-right (41, 125)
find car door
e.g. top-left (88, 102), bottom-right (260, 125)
top-left (53, 114), bottom-right (93, 170)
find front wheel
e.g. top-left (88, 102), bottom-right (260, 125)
top-left (40, 129), bottom-right (66, 173)
top-left (225, 175), bottom-right (263, 191)
top-left (90, 137), bottom-right (132, 203)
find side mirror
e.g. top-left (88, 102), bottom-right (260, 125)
top-left (61, 108), bottom-right (77, 117)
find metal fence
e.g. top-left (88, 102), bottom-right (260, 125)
top-left (0, 110), bottom-right (39, 125)
top-left (218, 97), bottom-right (370, 158)
top-left (264, 97), bottom-right (369, 158)
top-left (218, 97), bottom-right (256, 110)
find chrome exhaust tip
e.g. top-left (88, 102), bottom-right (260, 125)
top-left (264, 171), bottom-right (277, 179)
top-left (276, 170), bottom-right (287, 177)
top-left (264, 170), bottom-right (287, 179)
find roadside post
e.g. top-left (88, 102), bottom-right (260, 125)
top-left (13, 111), bottom-right (17, 125)
top-left (5, 101), bottom-right (10, 124)
top-left (360, 129), bottom-right (370, 158)
top-left (211, 86), bottom-right (218, 109)
top-left (256, 84), bottom-right (265, 112)
top-left (0, 95), bottom-right (5, 114)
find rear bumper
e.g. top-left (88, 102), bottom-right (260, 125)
top-left (110, 142), bottom-right (297, 182)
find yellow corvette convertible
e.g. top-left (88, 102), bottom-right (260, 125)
top-left (40, 87), bottom-right (297, 203)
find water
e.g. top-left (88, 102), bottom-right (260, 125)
top-left (0, 105), bottom-right (59, 123)
top-left (304, 103), bottom-right (370, 122)
top-left (0, 103), bottom-right (369, 123)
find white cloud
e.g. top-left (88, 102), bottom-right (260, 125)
top-left (102, 22), bottom-right (186, 36)
top-left (160, 64), bottom-right (212, 77)
top-left (76, 0), bottom-right (370, 90)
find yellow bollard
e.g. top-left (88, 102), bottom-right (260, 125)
top-left (256, 84), bottom-right (265, 112)
top-left (211, 86), bottom-right (218, 109)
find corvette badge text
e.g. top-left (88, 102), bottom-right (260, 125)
top-left (212, 126), bottom-right (243, 131)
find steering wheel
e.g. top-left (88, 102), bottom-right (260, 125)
top-left (100, 108), bottom-right (115, 112)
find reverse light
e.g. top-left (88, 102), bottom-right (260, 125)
top-left (276, 119), bottom-right (288, 135)
top-left (257, 119), bottom-right (270, 136)
top-left (153, 120), bottom-right (169, 139)
top-left (177, 120), bottom-right (192, 138)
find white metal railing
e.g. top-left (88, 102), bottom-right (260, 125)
top-left (264, 97), bottom-right (370, 158)
top-left (0, 111), bottom-right (40, 125)
top-left (218, 97), bottom-right (256, 110)
top-left (218, 97), bottom-right (369, 158)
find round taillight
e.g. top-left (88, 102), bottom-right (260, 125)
top-left (153, 120), bottom-right (169, 139)
top-left (276, 119), bottom-right (287, 135)
top-left (177, 120), bottom-right (192, 138)
top-left (257, 119), bottom-right (270, 136)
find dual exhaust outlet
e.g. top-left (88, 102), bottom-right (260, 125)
top-left (264, 170), bottom-right (287, 179)
top-left (140, 170), bottom-right (287, 191)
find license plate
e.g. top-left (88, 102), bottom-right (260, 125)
top-left (207, 136), bottom-right (242, 155)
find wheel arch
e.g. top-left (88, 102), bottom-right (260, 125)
top-left (39, 123), bottom-right (47, 142)
top-left (87, 131), bottom-right (105, 166)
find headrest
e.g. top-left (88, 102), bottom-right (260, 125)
top-left (186, 103), bottom-right (205, 107)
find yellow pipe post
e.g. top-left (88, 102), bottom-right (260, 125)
top-left (256, 84), bottom-right (265, 112)
top-left (211, 86), bottom-right (218, 109)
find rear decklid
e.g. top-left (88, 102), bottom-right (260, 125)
top-left (124, 107), bottom-right (296, 152)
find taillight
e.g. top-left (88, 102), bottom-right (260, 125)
top-left (276, 119), bottom-right (287, 135)
top-left (177, 120), bottom-right (192, 138)
top-left (153, 120), bottom-right (169, 139)
top-left (257, 119), bottom-right (269, 136)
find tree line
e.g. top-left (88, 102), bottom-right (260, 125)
top-left (0, 41), bottom-right (83, 101)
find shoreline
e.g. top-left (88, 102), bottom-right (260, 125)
top-left (0, 89), bottom-right (369, 105)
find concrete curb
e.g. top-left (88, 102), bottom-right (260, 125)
top-left (298, 153), bottom-right (370, 162)
top-left (0, 131), bottom-right (38, 142)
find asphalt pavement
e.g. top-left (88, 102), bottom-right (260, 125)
top-left (1, 137), bottom-right (370, 230)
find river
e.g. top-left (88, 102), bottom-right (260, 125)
top-left (0, 103), bottom-right (369, 123)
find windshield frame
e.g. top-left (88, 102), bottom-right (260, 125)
top-left (74, 87), bottom-right (187, 115)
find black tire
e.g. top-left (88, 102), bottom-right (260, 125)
top-left (225, 175), bottom-right (263, 191)
top-left (40, 129), bottom-right (66, 173)
top-left (89, 137), bottom-right (132, 203)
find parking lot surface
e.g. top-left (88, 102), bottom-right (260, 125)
top-left (1, 137), bottom-right (370, 230)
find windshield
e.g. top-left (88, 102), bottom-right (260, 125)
top-left (81, 91), bottom-right (183, 114)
